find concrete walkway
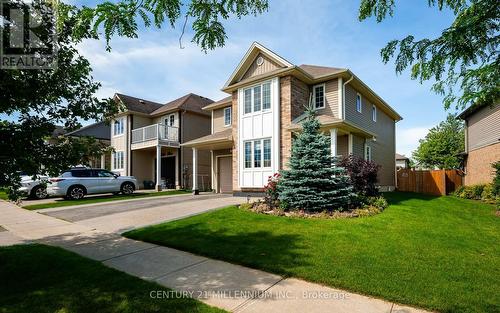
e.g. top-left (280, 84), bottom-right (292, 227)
top-left (0, 200), bottom-right (430, 313)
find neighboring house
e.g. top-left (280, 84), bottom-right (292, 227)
top-left (396, 153), bottom-right (410, 169)
top-left (66, 121), bottom-right (112, 170)
top-left (110, 93), bottom-right (213, 190)
top-left (184, 42), bottom-right (402, 194)
top-left (458, 103), bottom-right (500, 185)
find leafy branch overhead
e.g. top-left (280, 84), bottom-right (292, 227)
top-left (359, 0), bottom-right (499, 110)
top-left (62, 0), bottom-right (269, 51)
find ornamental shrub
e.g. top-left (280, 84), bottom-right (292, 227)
top-left (263, 173), bottom-right (280, 208)
top-left (339, 155), bottom-right (381, 196)
top-left (493, 161), bottom-right (500, 196)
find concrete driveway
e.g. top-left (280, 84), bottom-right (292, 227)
top-left (41, 193), bottom-right (247, 234)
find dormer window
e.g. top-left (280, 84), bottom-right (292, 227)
top-left (313, 84), bottom-right (325, 109)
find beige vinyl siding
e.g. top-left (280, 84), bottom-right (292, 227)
top-left (131, 149), bottom-right (155, 188)
top-left (240, 53), bottom-right (281, 81)
top-left (352, 135), bottom-right (365, 158)
top-left (344, 85), bottom-right (396, 186)
top-left (466, 104), bottom-right (500, 152)
top-left (181, 111), bottom-right (212, 190)
top-left (314, 78), bottom-right (340, 118)
top-left (212, 106), bottom-right (231, 133)
top-left (337, 135), bottom-right (348, 157)
top-left (132, 115), bottom-right (153, 128)
top-left (110, 114), bottom-right (128, 176)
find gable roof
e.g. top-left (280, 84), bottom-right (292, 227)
top-left (151, 93), bottom-right (213, 116)
top-left (202, 96), bottom-right (232, 110)
top-left (395, 153), bottom-right (409, 160)
top-left (224, 42), bottom-right (293, 88)
top-left (66, 121), bottom-right (110, 141)
top-left (298, 64), bottom-right (346, 78)
top-left (115, 93), bottom-right (163, 114)
top-left (115, 93), bottom-right (213, 117)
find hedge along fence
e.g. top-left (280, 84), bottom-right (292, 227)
top-left (396, 169), bottom-right (463, 196)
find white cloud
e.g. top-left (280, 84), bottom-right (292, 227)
top-left (396, 126), bottom-right (431, 158)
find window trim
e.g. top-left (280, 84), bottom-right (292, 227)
top-left (312, 83), bottom-right (326, 110)
top-left (113, 118), bottom-right (125, 137)
top-left (242, 80), bottom-right (273, 115)
top-left (372, 105), bottom-right (377, 122)
top-left (113, 151), bottom-right (124, 170)
top-left (223, 107), bottom-right (232, 127)
top-left (356, 93), bottom-right (362, 113)
top-left (243, 138), bottom-right (272, 170)
top-left (365, 145), bottom-right (372, 161)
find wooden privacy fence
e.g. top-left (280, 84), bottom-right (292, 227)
top-left (396, 169), bottom-right (463, 196)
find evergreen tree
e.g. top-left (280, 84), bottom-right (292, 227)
top-left (277, 108), bottom-right (354, 211)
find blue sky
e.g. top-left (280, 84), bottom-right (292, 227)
top-left (12, 0), bottom-right (460, 157)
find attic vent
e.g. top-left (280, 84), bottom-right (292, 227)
top-left (139, 100), bottom-right (145, 104)
top-left (256, 56), bottom-right (264, 66)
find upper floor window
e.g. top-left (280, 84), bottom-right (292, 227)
top-left (313, 84), bottom-right (325, 109)
top-left (243, 81), bottom-right (272, 114)
top-left (168, 114), bottom-right (175, 126)
top-left (113, 118), bottom-right (124, 136)
top-left (372, 105), bottom-right (377, 122)
top-left (356, 93), bottom-right (362, 113)
top-left (224, 107), bottom-right (232, 126)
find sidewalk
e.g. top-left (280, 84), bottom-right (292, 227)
top-left (0, 200), bottom-right (429, 313)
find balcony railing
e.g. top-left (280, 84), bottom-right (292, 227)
top-left (131, 124), bottom-right (179, 145)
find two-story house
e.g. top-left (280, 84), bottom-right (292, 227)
top-left (184, 42), bottom-right (402, 194)
top-left (458, 103), bottom-right (500, 185)
top-left (110, 93), bottom-right (213, 191)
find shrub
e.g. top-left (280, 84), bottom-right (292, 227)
top-left (481, 184), bottom-right (496, 201)
top-left (339, 155), bottom-right (381, 196)
top-left (471, 185), bottom-right (486, 199)
top-left (366, 196), bottom-right (389, 210)
top-left (263, 173), bottom-right (280, 208)
top-left (455, 184), bottom-right (488, 200)
top-left (493, 161), bottom-right (500, 196)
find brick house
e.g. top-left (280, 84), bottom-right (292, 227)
top-left (184, 42), bottom-right (402, 194)
top-left (458, 103), bottom-right (500, 185)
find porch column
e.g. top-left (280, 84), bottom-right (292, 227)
top-left (156, 145), bottom-right (162, 191)
top-left (210, 150), bottom-right (215, 193)
top-left (175, 149), bottom-right (180, 189)
top-left (330, 128), bottom-right (338, 157)
top-left (100, 154), bottom-right (106, 169)
top-left (192, 148), bottom-right (199, 195)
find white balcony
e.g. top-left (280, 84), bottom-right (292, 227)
top-left (131, 124), bottom-right (180, 150)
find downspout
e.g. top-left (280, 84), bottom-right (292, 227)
top-left (342, 75), bottom-right (354, 120)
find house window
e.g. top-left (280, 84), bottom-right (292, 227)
top-left (113, 151), bottom-right (124, 170)
top-left (113, 118), bottom-right (124, 136)
top-left (243, 81), bottom-right (272, 114)
top-left (244, 89), bottom-right (252, 114)
top-left (313, 84), bottom-right (325, 109)
top-left (253, 86), bottom-right (261, 112)
top-left (243, 139), bottom-right (272, 169)
top-left (356, 93), bottom-right (362, 113)
top-left (365, 146), bottom-right (372, 161)
top-left (263, 82), bottom-right (271, 110)
top-left (168, 114), bottom-right (175, 126)
top-left (372, 105), bottom-right (377, 122)
top-left (244, 142), bottom-right (252, 168)
top-left (224, 107), bottom-right (232, 126)
top-left (263, 139), bottom-right (271, 167)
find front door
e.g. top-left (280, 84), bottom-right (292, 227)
top-left (218, 156), bottom-right (232, 193)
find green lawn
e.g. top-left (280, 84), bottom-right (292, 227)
top-left (0, 189), bottom-right (7, 200)
top-left (22, 190), bottom-right (191, 210)
top-left (0, 244), bottom-right (224, 313)
top-left (125, 192), bottom-right (500, 313)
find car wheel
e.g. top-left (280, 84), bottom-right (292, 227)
top-left (67, 186), bottom-right (86, 200)
top-left (121, 182), bottom-right (134, 195)
top-left (31, 185), bottom-right (48, 200)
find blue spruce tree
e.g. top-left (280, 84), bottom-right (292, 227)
top-left (278, 108), bottom-right (354, 211)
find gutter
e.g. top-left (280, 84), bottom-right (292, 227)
top-left (342, 75), bottom-right (354, 119)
